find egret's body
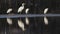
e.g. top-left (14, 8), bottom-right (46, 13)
top-left (7, 8), bottom-right (12, 13)
top-left (7, 8), bottom-right (13, 25)
top-left (25, 8), bottom-right (29, 14)
top-left (17, 3), bottom-right (25, 31)
top-left (44, 8), bottom-right (48, 14)
top-left (25, 8), bottom-right (29, 25)
top-left (18, 3), bottom-right (25, 13)
top-left (44, 8), bottom-right (48, 25)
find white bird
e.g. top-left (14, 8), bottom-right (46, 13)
top-left (7, 8), bottom-right (13, 25)
top-left (18, 3), bottom-right (25, 13)
top-left (25, 8), bottom-right (29, 14)
top-left (44, 8), bottom-right (48, 14)
top-left (18, 20), bottom-right (25, 31)
top-left (7, 8), bottom-right (12, 13)
top-left (25, 8), bottom-right (29, 25)
top-left (44, 8), bottom-right (48, 25)
top-left (17, 3), bottom-right (25, 31)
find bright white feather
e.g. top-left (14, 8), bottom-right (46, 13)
top-left (44, 8), bottom-right (48, 14)
top-left (7, 8), bottom-right (13, 25)
top-left (25, 8), bottom-right (29, 14)
top-left (7, 8), bottom-right (12, 13)
top-left (44, 8), bottom-right (48, 25)
top-left (25, 8), bottom-right (29, 25)
top-left (18, 3), bottom-right (25, 31)
top-left (18, 20), bottom-right (25, 31)
top-left (18, 3), bottom-right (25, 13)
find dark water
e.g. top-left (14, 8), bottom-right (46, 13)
top-left (0, 0), bottom-right (60, 34)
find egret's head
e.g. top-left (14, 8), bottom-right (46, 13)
top-left (22, 3), bottom-right (25, 6)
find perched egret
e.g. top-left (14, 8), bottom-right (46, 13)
top-left (7, 8), bottom-right (12, 13)
top-left (18, 3), bottom-right (25, 13)
top-left (44, 8), bottom-right (48, 14)
top-left (44, 8), bottom-right (48, 25)
top-left (7, 8), bottom-right (13, 25)
top-left (25, 8), bottom-right (29, 14)
top-left (17, 3), bottom-right (25, 31)
top-left (25, 8), bottom-right (29, 25)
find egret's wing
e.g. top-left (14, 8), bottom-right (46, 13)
top-left (18, 3), bottom-right (25, 13)
top-left (7, 8), bottom-right (12, 13)
top-left (25, 8), bottom-right (29, 14)
top-left (44, 8), bottom-right (48, 14)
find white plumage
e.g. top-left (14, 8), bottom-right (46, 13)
top-left (44, 8), bottom-right (48, 25)
top-left (18, 20), bottom-right (25, 31)
top-left (44, 8), bottom-right (48, 14)
top-left (25, 8), bottom-right (29, 14)
top-left (17, 3), bottom-right (25, 31)
top-left (25, 8), bottom-right (29, 25)
top-left (7, 8), bottom-right (13, 25)
top-left (18, 3), bottom-right (25, 13)
top-left (7, 8), bottom-right (12, 13)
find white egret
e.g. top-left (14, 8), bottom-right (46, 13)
top-left (7, 8), bottom-right (13, 25)
top-left (44, 8), bottom-right (48, 25)
top-left (44, 8), bottom-right (48, 14)
top-left (18, 3), bottom-right (25, 13)
top-left (25, 8), bottom-right (29, 14)
top-left (17, 3), bottom-right (25, 31)
top-left (25, 8), bottom-right (29, 25)
top-left (7, 8), bottom-right (12, 13)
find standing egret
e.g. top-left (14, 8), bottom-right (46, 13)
top-left (7, 8), bottom-right (13, 25)
top-left (18, 3), bottom-right (25, 13)
top-left (44, 8), bottom-right (48, 25)
top-left (7, 8), bottom-right (12, 13)
top-left (17, 3), bottom-right (25, 31)
top-left (25, 8), bottom-right (29, 14)
top-left (25, 8), bottom-right (29, 25)
top-left (44, 8), bottom-right (48, 14)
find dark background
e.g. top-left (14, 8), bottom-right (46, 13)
top-left (0, 0), bottom-right (60, 34)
